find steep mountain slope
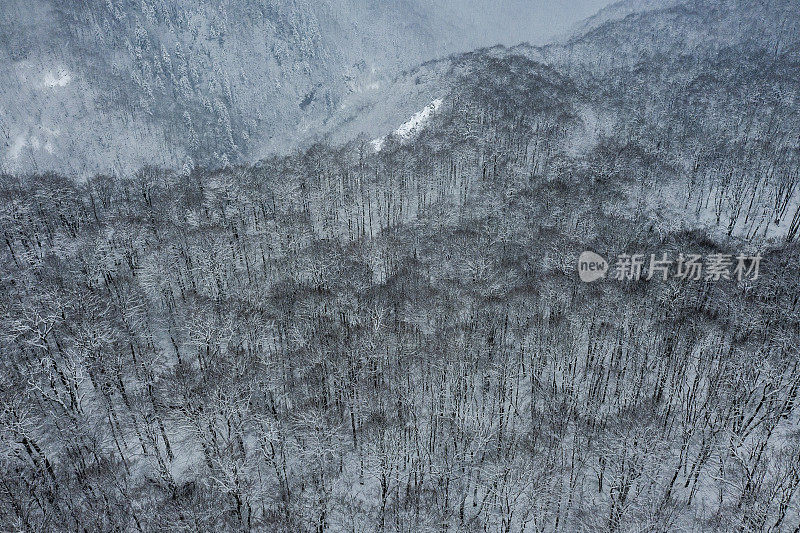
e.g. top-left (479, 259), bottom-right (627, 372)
top-left (0, 0), bottom-right (615, 177)
top-left (559, 0), bottom-right (800, 240)
top-left (553, 0), bottom-right (800, 68)
top-left (0, 0), bottom-right (484, 175)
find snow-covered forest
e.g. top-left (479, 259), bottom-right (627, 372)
top-left (2, 0), bottom-right (800, 531)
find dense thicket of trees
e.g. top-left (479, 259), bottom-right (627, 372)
top-left (2, 44), bottom-right (800, 531)
top-left (2, 0), bottom-right (800, 531)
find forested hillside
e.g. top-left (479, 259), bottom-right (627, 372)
top-left (2, 0), bottom-right (800, 531)
top-left (0, 0), bottom-right (593, 176)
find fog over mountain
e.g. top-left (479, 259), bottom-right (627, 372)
top-left (0, 0), bottom-right (617, 176)
top-left (2, 1), bottom-right (800, 531)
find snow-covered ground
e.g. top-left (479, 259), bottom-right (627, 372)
top-left (42, 68), bottom-right (71, 88)
top-left (371, 98), bottom-right (444, 152)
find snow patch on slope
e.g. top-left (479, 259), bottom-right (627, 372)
top-left (395, 98), bottom-right (443, 139)
top-left (371, 98), bottom-right (443, 152)
top-left (369, 138), bottom-right (386, 152)
top-left (42, 69), bottom-right (72, 88)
